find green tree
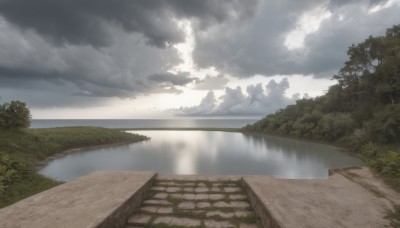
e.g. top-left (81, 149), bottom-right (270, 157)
top-left (0, 101), bottom-right (31, 130)
top-left (365, 104), bottom-right (400, 143)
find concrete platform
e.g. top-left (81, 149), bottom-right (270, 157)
top-left (0, 171), bottom-right (156, 228)
top-left (243, 170), bottom-right (394, 228)
top-left (0, 169), bottom-right (396, 228)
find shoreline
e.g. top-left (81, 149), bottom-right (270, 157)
top-left (124, 127), bottom-right (363, 158)
top-left (35, 127), bottom-right (366, 172)
top-left (240, 129), bottom-right (367, 162)
top-left (119, 127), bottom-right (239, 132)
top-left (35, 139), bottom-right (150, 170)
top-left (34, 127), bottom-right (366, 173)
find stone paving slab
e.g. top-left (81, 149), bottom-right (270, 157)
top-left (0, 171), bottom-right (156, 228)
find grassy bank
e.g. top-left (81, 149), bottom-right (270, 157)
top-left (361, 143), bottom-right (400, 193)
top-left (0, 127), bottom-right (148, 208)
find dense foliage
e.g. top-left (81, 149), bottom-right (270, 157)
top-left (0, 100), bottom-right (31, 130)
top-left (0, 153), bottom-right (28, 193)
top-left (243, 25), bottom-right (400, 186)
top-left (0, 127), bottom-right (149, 207)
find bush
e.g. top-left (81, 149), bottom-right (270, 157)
top-left (0, 153), bottom-right (28, 192)
top-left (369, 151), bottom-right (400, 177)
top-left (0, 101), bottom-right (31, 130)
top-left (361, 142), bottom-right (381, 158)
top-left (337, 129), bottom-right (368, 151)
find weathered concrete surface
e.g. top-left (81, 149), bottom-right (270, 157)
top-left (338, 167), bottom-right (400, 205)
top-left (0, 171), bottom-right (156, 228)
top-left (244, 170), bottom-right (394, 228)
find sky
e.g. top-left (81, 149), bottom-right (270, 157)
top-left (0, 0), bottom-right (399, 119)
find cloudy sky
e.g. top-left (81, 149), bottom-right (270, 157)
top-left (0, 0), bottom-right (399, 119)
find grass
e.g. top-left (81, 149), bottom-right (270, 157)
top-left (0, 173), bottom-right (61, 208)
top-left (381, 175), bottom-right (400, 194)
top-left (386, 204), bottom-right (400, 228)
top-left (0, 127), bottom-right (149, 208)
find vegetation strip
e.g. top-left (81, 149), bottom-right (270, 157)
top-left (0, 125), bottom-right (149, 208)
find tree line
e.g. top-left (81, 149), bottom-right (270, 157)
top-left (243, 25), bottom-right (400, 182)
top-left (244, 25), bottom-right (400, 146)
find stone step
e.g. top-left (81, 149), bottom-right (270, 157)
top-left (174, 200), bottom-right (251, 210)
top-left (145, 216), bottom-right (259, 228)
top-left (205, 210), bottom-right (255, 219)
top-left (151, 185), bottom-right (244, 194)
top-left (169, 193), bottom-right (227, 200)
top-left (126, 214), bottom-right (151, 226)
top-left (152, 216), bottom-right (201, 227)
top-left (204, 219), bottom-right (258, 228)
top-left (125, 177), bottom-right (260, 228)
top-left (155, 175), bottom-right (241, 182)
top-left (143, 199), bottom-right (172, 206)
top-left (140, 206), bottom-right (173, 214)
top-left (156, 182), bottom-right (228, 188)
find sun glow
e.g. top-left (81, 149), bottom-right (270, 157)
top-left (369, 0), bottom-right (400, 13)
top-left (169, 20), bottom-right (219, 80)
top-left (284, 6), bottom-right (332, 50)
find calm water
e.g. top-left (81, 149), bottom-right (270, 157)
top-left (31, 119), bottom-right (257, 129)
top-left (39, 131), bottom-right (363, 181)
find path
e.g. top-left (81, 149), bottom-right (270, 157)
top-left (126, 175), bottom-right (261, 228)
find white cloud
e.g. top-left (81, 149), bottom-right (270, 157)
top-left (175, 78), bottom-right (300, 117)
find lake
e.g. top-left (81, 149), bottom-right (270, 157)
top-left (39, 130), bottom-right (363, 181)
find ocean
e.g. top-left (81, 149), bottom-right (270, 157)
top-left (30, 119), bottom-right (258, 129)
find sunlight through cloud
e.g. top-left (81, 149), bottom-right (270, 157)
top-left (369, 0), bottom-right (400, 13)
top-left (284, 6), bottom-right (332, 50)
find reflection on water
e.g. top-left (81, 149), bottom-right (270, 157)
top-left (39, 131), bottom-right (363, 181)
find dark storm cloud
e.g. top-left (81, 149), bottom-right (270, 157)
top-left (0, 0), bottom-right (259, 48)
top-left (0, 0), bottom-right (260, 108)
top-left (0, 81), bottom-right (108, 108)
top-left (0, 0), bottom-right (177, 48)
top-left (192, 0), bottom-right (400, 78)
top-left (327, 0), bottom-right (382, 8)
top-left (192, 0), bottom-right (323, 77)
top-left (0, 16), bottom-right (181, 105)
top-left (0, 0), bottom-right (398, 113)
top-left (147, 72), bottom-right (195, 86)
